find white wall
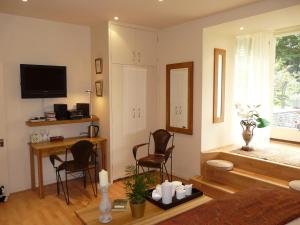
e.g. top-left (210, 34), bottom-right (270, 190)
top-left (0, 13), bottom-right (91, 193)
top-left (157, 0), bottom-right (300, 179)
top-left (202, 30), bottom-right (236, 152)
top-left (0, 63), bottom-right (9, 191)
top-left (90, 22), bottom-right (111, 175)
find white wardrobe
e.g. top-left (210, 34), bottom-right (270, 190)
top-left (109, 23), bottom-right (159, 180)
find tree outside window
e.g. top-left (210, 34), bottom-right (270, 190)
top-left (273, 33), bottom-right (300, 129)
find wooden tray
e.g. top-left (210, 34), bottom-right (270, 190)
top-left (146, 188), bottom-right (203, 210)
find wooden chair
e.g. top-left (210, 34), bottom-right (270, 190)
top-left (49, 140), bottom-right (98, 204)
top-left (133, 129), bottom-right (175, 182)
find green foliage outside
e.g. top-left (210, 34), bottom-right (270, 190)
top-left (274, 34), bottom-right (300, 109)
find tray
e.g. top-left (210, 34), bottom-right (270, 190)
top-left (145, 188), bottom-right (203, 210)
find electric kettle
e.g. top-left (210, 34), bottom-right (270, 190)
top-left (88, 125), bottom-right (99, 138)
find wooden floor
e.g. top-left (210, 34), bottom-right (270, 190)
top-left (0, 173), bottom-right (186, 225)
top-left (0, 179), bottom-right (125, 225)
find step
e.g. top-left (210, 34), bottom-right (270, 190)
top-left (205, 166), bottom-right (289, 190)
top-left (218, 152), bottom-right (300, 182)
top-left (190, 176), bottom-right (238, 199)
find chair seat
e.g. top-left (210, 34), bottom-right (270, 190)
top-left (57, 160), bottom-right (96, 172)
top-left (138, 154), bottom-right (165, 168)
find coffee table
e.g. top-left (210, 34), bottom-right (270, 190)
top-left (75, 195), bottom-right (211, 225)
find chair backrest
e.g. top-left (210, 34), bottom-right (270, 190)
top-left (152, 129), bottom-right (173, 155)
top-left (70, 140), bottom-right (94, 169)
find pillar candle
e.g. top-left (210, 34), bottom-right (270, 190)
top-left (99, 170), bottom-right (108, 187)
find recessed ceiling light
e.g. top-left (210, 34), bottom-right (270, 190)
top-left (22, 0), bottom-right (28, 2)
top-left (114, 16), bottom-right (119, 21)
top-left (240, 27), bottom-right (245, 31)
top-left (158, 0), bottom-right (164, 2)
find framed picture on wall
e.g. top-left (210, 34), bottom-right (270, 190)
top-left (95, 58), bottom-right (103, 74)
top-left (95, 80), bottom-right (103, 97)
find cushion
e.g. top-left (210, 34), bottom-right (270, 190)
top-left (206, 159), bottom-right (234, 171)
top-left (289, 180), bottom-right (300, 191)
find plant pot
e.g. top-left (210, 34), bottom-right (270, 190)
top-left (130, 201), bottom-right (146, 218)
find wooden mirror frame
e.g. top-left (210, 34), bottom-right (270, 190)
top-left (166, 62), bottom-right (193, 135)
top-left (213, 48), bottom-right (226, 123)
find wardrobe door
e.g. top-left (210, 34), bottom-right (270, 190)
top-left (123, 66), bottom-right (138, 135)
top-left (111, 64), bottom-right (136, 180)
top-left (110, 24), bottom-right (136, 65)
top-left (135, 29), bottom-right (157, 66)
top-left (135, 67), bottom-right (147, 133)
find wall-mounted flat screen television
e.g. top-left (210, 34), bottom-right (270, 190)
top-left (20, 64), bottom-right (67, 98)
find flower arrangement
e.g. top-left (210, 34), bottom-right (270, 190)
top-left (235, 104), bottom-right (270, 128)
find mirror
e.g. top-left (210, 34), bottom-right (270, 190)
top-left (213, 48), bottom-right (226, 123)
top-left (166, 62), bottom-right (193, 135)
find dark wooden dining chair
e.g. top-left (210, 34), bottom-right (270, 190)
top-left (49, 140), bottom-right (98, 204)
top-left (133, 129), bottom-right (175, 182)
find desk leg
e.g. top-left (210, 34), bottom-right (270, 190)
top-left (30, 147), bottom-right (35, 190)
top-left (99, 140), bottom-right (107, 170)
top-left (37, 152), bottom-right (44, 198)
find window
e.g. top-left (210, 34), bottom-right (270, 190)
top-left (272, 33), bottom-right (300, 130)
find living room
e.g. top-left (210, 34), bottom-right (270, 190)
top-left (0, 0), bottom-right (300, 225)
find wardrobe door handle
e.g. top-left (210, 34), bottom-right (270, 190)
top-left (133, 108), bottom-right (136, 118)
top-left (132, 51), bottom-right (136, 62)
top-left (138, 108), bottom-right (141, 118)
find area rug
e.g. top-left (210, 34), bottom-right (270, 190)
top-left (231, 146), bottom-right (300, 167)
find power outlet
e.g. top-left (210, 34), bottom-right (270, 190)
top-left (0, 139), bottom-right (4, 147)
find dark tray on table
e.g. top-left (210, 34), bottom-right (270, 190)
top-left (145, 188), bottom-right (203, 210)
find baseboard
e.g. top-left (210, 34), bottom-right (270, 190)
top-left (270, 138), bottom-right (300, 145)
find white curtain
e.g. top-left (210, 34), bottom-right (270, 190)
top-left (234, 32), bottom-right (275, 147)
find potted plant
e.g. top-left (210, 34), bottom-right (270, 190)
top-left (123, 165), bottom-right (154, 218)
top-left (235, 104), bottom-right (270, 151)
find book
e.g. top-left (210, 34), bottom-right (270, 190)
top-left (111, 199), bottom-right (128, 211)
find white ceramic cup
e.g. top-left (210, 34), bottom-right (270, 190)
top-left (176, 188), bottom-right (186, 200)
top-left (152, 189), bottom-right (162, 201)
top-left (171, 181), bottom-right (182, 197)
top-left (185, 184), bottom-right (193, 196)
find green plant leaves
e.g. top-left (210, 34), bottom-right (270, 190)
top-left (256, 117), bottom-right (270, 128)
top-left (123, 165), bottom-right (155, 204)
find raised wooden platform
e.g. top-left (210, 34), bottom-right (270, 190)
top-left (191, 148), bottom-right (300, 199)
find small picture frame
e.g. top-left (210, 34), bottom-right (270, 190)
top-left (95, 80), bottom-right (103, 97)
top-left (95, 58), bottom-right (103, 74)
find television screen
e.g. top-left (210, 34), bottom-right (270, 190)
top-left (20, 64), bottom-right (67, 98)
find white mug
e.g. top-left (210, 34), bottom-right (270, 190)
top-left (185, 184), bottom-right (193, 196)
top-left (176, 188), bottom-right (186, 200)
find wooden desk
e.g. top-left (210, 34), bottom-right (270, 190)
top-left (29, 136), bottom-right (107, 198)
top-left (75, 196), bottom-right (211, 225)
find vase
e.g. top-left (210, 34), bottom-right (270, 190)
top-left (240, 120), bottom-right (256, 151)
top-left (130, 200), bottom-right (145, 218)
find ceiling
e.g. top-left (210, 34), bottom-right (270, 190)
top-left (205, 5), bottom-right (300, 36)
top-left (0, 0), bottom-right (262, 28)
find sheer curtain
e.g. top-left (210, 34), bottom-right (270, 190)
top-left (234, 32), bottom-right (275, 147)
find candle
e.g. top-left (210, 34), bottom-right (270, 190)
top-left (99, 170), bottom-right (108, 187)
